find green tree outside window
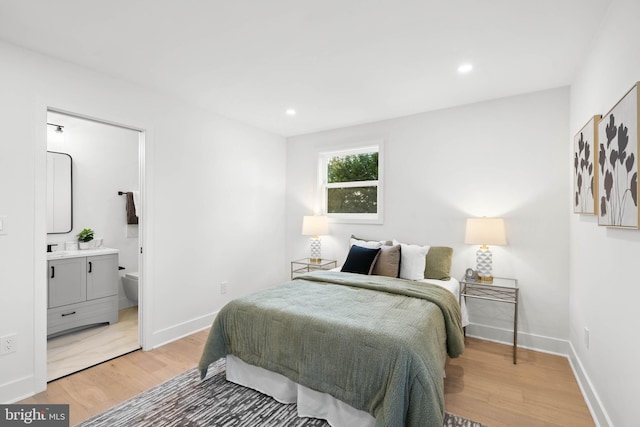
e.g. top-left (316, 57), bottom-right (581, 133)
top-left (326, 152), bottom-right (378, 214)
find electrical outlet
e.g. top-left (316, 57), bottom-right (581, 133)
top-left (584, 327), bottom-right (590, 349)
top-left (1, 334), bottom-right (17, 355)
top-left (220, 282), bottom-right (228, 295)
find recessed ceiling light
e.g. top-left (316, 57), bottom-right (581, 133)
top-left (457, 64), bottom-right (473, 74)
top-left (285, 109), bottom-right (297, 116)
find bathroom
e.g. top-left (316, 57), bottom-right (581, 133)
top-left (46, 111), bottom-right (141, 380)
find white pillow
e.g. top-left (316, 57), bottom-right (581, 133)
top-left (393, 239), bottom-right (430, 280)
top-left (350, 237), bottom-right (384, 249)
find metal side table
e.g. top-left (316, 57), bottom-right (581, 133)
top-left (460, 277), bottom-right (519, 364)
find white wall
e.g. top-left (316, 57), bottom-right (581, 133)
top-left (0, 41), bottom-right (287, 402)
top-left (287, 87), bottom-right (570, 353)
top-left (569, 0), bottom-right (640, 425)
top-left (47, 112), bottom-right (140, 310)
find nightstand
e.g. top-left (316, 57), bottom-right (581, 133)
top-left (460, 276), bottom-right (519, 364)
top-left (291, 258), bottom-right (337, 279)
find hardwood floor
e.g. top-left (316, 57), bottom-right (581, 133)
top-left (22, 332), bottom-right (594, 426)
top-left (47, 307), bottom-right (140, 381)
top-left (445, 338), bottom-right (594, 427)
top-left (22, 330), bottom-right (207, 425)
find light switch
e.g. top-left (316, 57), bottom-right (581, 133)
top-left (0, 216), bottom-right (7, 235)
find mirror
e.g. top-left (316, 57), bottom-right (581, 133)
top-left (47, 151), bottom-right (73, 234)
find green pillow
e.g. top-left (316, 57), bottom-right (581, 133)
top-left (424, 246), bottom-right (453, 280)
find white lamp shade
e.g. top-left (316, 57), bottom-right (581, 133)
top-left (464, 217), bottom-right (507, 246)
top-left (302, 215), bottom-right (329, 236)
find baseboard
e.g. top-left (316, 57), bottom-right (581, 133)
top-left (149, 311), bottom-right (218, 350)
top-left (567, 342), bottom-right (612, 427)
top-left (465, 323), bottom-right (570, 356)
top-left (0, 374), bottom-right (36, 404)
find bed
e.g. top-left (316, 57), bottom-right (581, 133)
top-left (199, 239), bottom-right (466, 426)
top-left (199, 249), bottom-right (466, 427)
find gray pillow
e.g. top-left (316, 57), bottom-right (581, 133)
top-left (372, 244), bottom-right (402, 278)
top-left (351, 234), bottom-right (393, 246)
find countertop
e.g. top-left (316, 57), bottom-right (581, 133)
top-left (46, 247), bottom-right (119, 260)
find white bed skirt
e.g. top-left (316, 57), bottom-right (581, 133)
top-left (226, 354), bottom-right (376, 427)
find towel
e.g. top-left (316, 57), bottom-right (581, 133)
top-left (132, 191), bottom-right (140, 215)
top-left (126, 192), bottom-right (138, 224)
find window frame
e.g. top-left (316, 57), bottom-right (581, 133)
top-left (318, 142), bottom-right (384, 224)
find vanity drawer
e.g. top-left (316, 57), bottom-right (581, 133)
top-left (47, 295), bottom-right (118, 337)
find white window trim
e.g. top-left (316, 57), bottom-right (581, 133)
top-left (318, 142), bottom-right (384, 225)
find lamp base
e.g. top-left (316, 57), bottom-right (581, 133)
top-left (476, 246), bottom-right (493, 284)
top-left (309, 236), bottom-right (322, 262)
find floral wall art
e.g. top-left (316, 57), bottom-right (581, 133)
top-left (574, 115), bottom-right (600, 214)
top-left (597, 82), bottom-right (639, 228)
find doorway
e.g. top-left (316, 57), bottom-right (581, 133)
top-left (45, 110), bottom-right (143, 381)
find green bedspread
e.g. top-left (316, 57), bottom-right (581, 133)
top-left (198, 271), bottom-right (464, 427)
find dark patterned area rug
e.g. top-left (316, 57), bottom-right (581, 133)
top-left (77, 359), bottom-right (487, 427)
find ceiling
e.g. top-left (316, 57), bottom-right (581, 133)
top-left (0, 0), bottom-right (612, 137)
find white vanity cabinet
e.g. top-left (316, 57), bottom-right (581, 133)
top-left (47, 249), bottom-right (119, 336)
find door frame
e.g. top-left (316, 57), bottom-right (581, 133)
top-left (35, 104), bottom-right (151, 392)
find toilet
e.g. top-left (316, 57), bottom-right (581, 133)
top-left (122, 272), bottom-right (139, 304)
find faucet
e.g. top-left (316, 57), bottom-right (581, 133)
top-left (47, 243), bottom-right (58, 253)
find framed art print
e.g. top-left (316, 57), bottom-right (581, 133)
top-left (574, 115), bottom-right (600, 214)
top-left (598, 82), bottom-right (640, 228)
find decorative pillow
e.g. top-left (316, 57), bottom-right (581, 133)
top-left (372, 244), bottom-right (402, 278)
top-left (341, 245), bottom-right (381, 275)
top-left (393, 240), bottom-right (430, 281)
top-left (349, 235), bottom-right (391, 249)
top-left (349, 237), bottom-right (383, 249)
top-left (424, 246), bottom-right (453, 280)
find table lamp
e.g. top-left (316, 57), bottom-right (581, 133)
top-left (464, 217), bottom-right (507, 283)
top-left (302, 215), bottom-right (329, 263)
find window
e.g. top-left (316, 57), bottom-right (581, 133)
top-left (319, 144), bottom-right (383, 224)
